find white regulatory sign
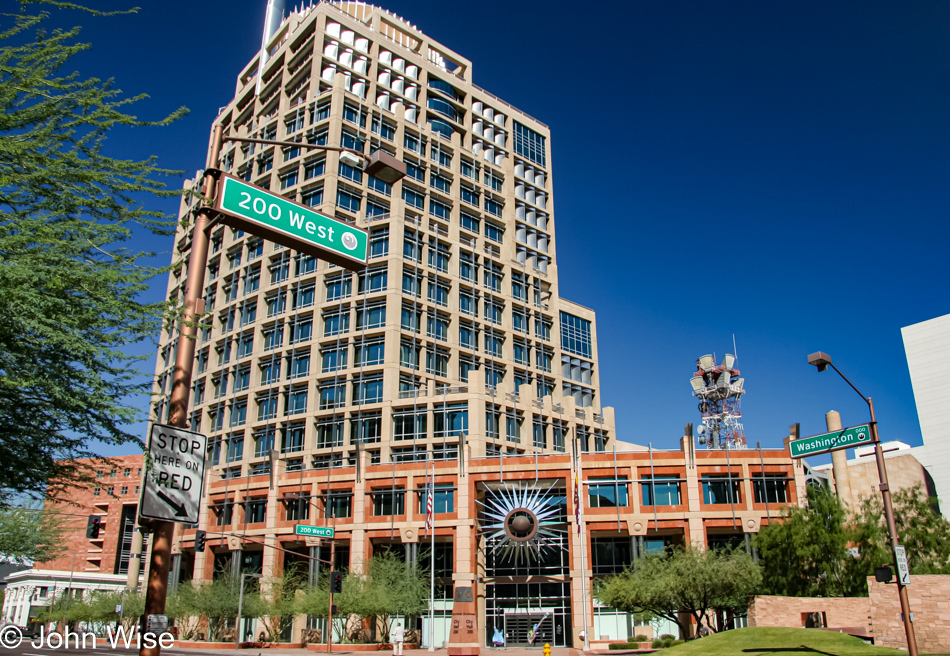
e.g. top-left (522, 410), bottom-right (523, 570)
top-left (894, 544), bottom-right (911, 586)
top-left (140, 423), bottom-right (207, 524)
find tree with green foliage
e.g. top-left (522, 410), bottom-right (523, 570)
top-left (754, 484), bottom-right (854, 597)
top-left (192, 577), bottom-right (240, 641)
top-left (296, 552), bottom-right (430, 644)
top-left (0, 1), bottom-right (187, 501)
top-left (595, 545), bottom-right (761, 638)
top-left (0, 504), bottom-right (65, 563)
top-left (850, 484), bottom-right (950, 577)
top-left (364, 550), bottom-right (430, 642)
top-left (245, 562), bottom-right (308, 642)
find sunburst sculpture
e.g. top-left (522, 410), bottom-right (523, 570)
top-left (478, 481), bottom-right (566, 564)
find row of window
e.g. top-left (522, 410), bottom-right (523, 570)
top-left (588, 475), bottom-right (791, 508)
top-left (212, 484), bottom-right (454, 526)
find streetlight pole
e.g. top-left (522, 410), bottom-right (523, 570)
top-left (807, 352), bottom-right (919, 656)
top-left (138, 125), bottom-right (405, 656)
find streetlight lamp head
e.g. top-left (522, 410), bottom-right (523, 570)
top-left (807, 351), bottom-right (832, 372)
top-left (364, 150), bottom-right (407, 184)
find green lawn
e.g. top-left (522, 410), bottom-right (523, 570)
top-left (656, 627), bottom-right (911, 656)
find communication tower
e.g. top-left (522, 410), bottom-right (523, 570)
top-left (689, 353), bottom-right (746, 449)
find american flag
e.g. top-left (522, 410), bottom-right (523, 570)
top-left (425, 474), bottom-right (434, 533)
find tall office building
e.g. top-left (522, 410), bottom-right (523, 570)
top-left (902, 313), bottom-right (950, 515)
top-left (150, 3), bottom-right (804, 646)
top-left (154, 0), bottom-right (616, 474)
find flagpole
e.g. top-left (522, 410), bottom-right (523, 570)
top-left (576, 441), bottom-right (590, 652)
top-left (427, 452), bottom-right (435, 652)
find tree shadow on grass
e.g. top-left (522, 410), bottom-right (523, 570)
top-left (742, 649), bottom-right (838, 656)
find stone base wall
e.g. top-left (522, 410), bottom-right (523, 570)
top-left (868, 575), bottom-right (950, 652)
top-left (748, 596), bottom-right (870, 634)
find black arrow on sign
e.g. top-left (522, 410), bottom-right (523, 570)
top-left (157, 490), bottom-right (188, 518)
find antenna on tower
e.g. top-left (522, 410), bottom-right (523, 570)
top-left (688, 352), bottom-right (746, 450)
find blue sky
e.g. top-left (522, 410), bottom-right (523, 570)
top-left (43, 0), bottom-right (950, 456)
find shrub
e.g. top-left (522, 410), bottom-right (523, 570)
top-left (671, 640), bottom-right (684, 646)
top-left (651, 639), bottom-right (664, 648)
top-left (609, 643), bottom-right (633, 650)
top-left (660, 634), bottom-right (675, 640)
top-left (632, 634), bottom-right (649, 642)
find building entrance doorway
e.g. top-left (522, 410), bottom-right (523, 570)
top-left (485, 582), bottom-right (572, 648)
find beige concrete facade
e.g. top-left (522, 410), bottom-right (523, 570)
top-left (813, 442), bottom-right (934, 509)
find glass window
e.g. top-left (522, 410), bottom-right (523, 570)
top-left (285, 496), bottom-right (310, 521)
top-left (358, 266), bottom-right (388, 293)
top-left (459, 322), bottom-right (476, 350)
top-left (485, 220), bottom-right (504, 242)
top-left (373, 487), bottom-right (405, 516)
top-left (560, 312), bottom-right (593, 359)
top-left (403, 187), bottom-right (425, 209)
top-left (316, 418), bottom-right (344, 448)
top-left (369, 227), bottom-right (389, 258)
top-left (393, 410), bottom-right (426, 440)
top-left (324, 310), bottom-right (350, 336)
top-left (753, 474), bottom-right (789, 503)
top-left (430, 198), bottom-right (451, 220)
top-left (702, 475), bottom-right (742, 505)
top-left (427, 313), bottom-right (449, 341)
top-left (321, 346), bottom-right (347, 373)
top-left (323, 493), bottom-right (351, 519)
top-left (260, 359), bottom-right (280, 385)
top-left (353, 375), bottom-right (384, 403)
top-left (282, 423), bottom-right (306, 453)
top-left (356, 302), bottom-right (386, 329)
top-left (226, 434), bottom-right (244, 462)
top-left (326, 275), bottom-right (352, 301)
top-left (339, 160), bottom-right (362, 183)
top-left (641, 476), bottom-right (681, 506)
top-left (337, 188), bottom-right (361, 213)
top-left (287, 387), bottom-right (308, 415)
top-left (418, 484), bottom-right (454, 513)
top-left (402, 269), bottom-right (422, 297)
top-left (319, 382), bottom-right (346, 409)
top-left (289, 352), bottom-right (310, 378)
top-left (355, 339), bottom-right (385, 366)
top-left (289, 319), bottom-right (312, 344)
top-left (254, 429), bottom-right (276, 457)
top-left (351, 412), bottom-right (381, 443)
top-left (513, 122), bottom-right (547, 167)
top-left (588, 478), bottom-right (629, 508)
top-left (304, 158), bottom-right (326, 180)
top-left (230, 401), bottom-right (247, 427)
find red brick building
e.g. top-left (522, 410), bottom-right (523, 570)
top-left (1, 454), bottom-right (148, 626)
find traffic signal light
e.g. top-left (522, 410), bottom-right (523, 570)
top-left (330, 571), bottom-right (343, 594)
top-left (195, 530), bottom-right (207, 552)
top-left (86, 515), bottom-right (101, 539)
top-left (875, 566), bottom-right (893, 583)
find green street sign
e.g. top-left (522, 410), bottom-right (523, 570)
top-left (789, 424), bottom-right (872, 458)
top-left (213, 173), bottom-right (367, 270)
top-left (295, 524), bottom-right (335, 538)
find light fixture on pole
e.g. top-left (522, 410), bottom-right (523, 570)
top-left (807, 351), bottom-right (919, 656)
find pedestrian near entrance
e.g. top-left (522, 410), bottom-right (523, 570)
top-left (392, 623), bottom-right (405, 655)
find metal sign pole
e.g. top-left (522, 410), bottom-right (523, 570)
top-left (139, 125), bottom-right (223, 656)
top-left (868, 399), bottom-right (919, 656)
